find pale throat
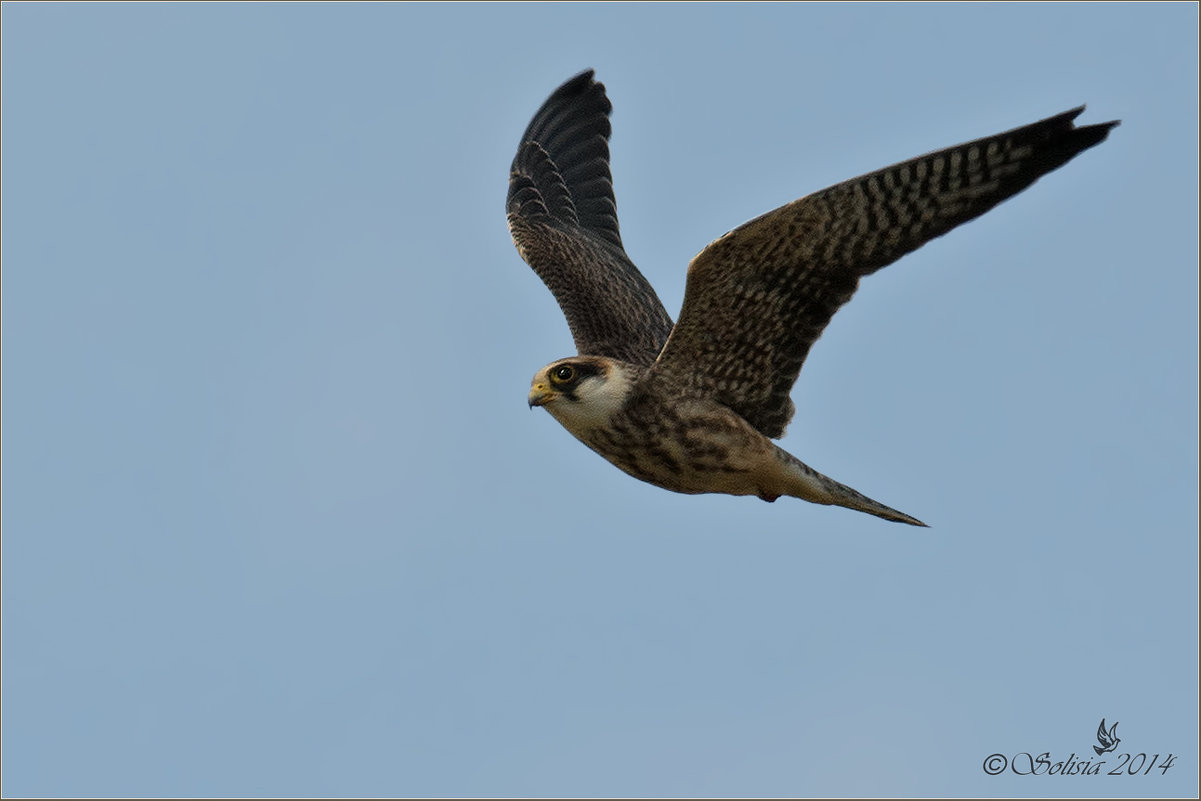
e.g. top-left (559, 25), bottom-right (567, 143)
top-left (546, 367), bottom-right (632, 438)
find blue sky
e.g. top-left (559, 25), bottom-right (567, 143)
top-left (2, 3), bottom-right (1196, 798)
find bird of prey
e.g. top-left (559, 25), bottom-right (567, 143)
top-left (506, 70), bottom-right (1117, 526)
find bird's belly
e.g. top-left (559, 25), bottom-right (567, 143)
top-left (578, 408), bottom-right (780, 497)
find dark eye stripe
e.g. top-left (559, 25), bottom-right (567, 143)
top-left (548, 360), bottom-right (605, 388)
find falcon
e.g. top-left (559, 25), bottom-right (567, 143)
top-left (507, 70), bottom-right (1117, 526)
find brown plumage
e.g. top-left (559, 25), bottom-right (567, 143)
top-left (509, 70), bottom-right (1117, 525)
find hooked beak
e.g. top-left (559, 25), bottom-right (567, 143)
top-left (528, 382), bottom-right (554, 408)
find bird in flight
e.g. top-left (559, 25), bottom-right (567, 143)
top-left (506, 70), bottom-right (1117, 526)
top-left (1093, 718), bottom-right (1121, 756)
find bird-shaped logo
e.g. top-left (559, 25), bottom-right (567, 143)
top-left (1094, 718), bottom-right (1121, 755)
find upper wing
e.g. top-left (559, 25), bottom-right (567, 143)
top-left (507, 70), bottom-right (674, 366)
top-left (647, 107), bottom-right (1119, 438)
top-left (1097, 719), bottom-right (1118, 746)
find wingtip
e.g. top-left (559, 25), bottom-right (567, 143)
top-left (560, 68), bottom-right (599, 94)
top-left (1052, 105), bottom-right (1121, 133)
top-left (1068, 103), bottom-right (1122, 127)
top-left (1069, 106), bottom-right (1121, 136)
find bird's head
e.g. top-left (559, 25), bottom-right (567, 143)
top-left (528, 356), bottom-right (633, 436)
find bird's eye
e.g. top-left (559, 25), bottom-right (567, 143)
top-left (552, 364), bottom-right (575, 383)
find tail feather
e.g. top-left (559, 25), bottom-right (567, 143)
top-left (776, 447), bottom-right (928, 527)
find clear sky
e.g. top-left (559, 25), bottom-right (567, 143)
top-left (3, 3), bottom-right (1196, 798)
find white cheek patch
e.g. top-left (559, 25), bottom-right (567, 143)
top-left (546, 366), bottom-right (631, 437)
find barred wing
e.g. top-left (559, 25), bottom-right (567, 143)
top-left (649, 107), bottom-right (1118, 438)
top-left (507, 70), bottom-right (673, 366)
